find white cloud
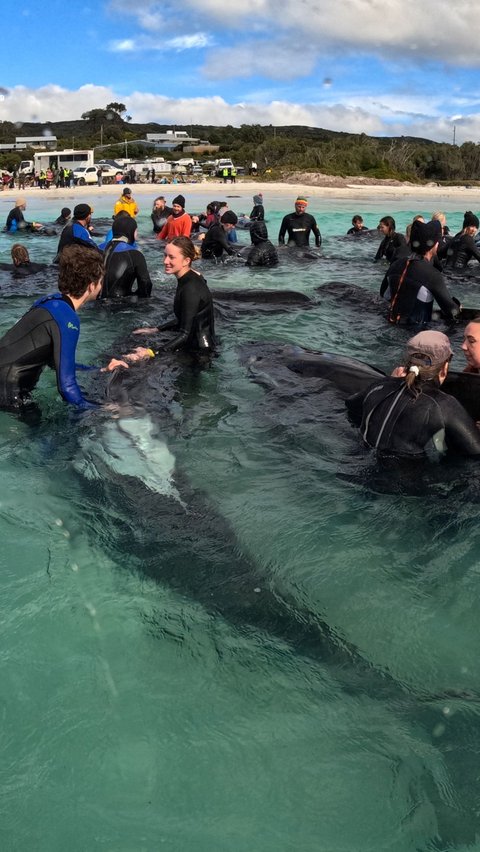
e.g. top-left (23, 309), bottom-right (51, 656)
top-left (203, 40), bottom-right (318, 80)
top-left (110, 39), bottom-right (136, 52)
top-left (166, 33), bottom-right (213, 50)
top-left (0, 83), bottom-right (479, 143)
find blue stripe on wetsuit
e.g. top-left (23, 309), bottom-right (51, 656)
top-left (33, 294), bottom-right (97, 408)
top-left (72, 222), bottom-right (95, 245)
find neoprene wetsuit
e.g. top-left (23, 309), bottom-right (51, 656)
top-left (380, 254), bottom-right (459, 325)
top-left (155, 270), bottom-right (215, 351)
top-left (201, 224), bottom-right (236, 259)
top-left (246, 221), bottom-right (279, 267)
top-left (346, 377), bottom-right (480, 457)
top-left (0, 293), bottom-right (96, 408)
top-left (54, 221), bottom-right (100, 262)
top-left (101, 240), bottom-right (152, 298)
top-left (438, 232), bottom-right (480, 268)
top-left (374, 232), bottom-right (409, 263)
top-left (6, 207), bottom-right (32, 232)
top-left (151, 206), bottom-right (172, 233)
top-left (278, 212), bottom-right (321, 247)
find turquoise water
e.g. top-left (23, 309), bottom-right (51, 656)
top-left (1, 190), bottom-right (480, 851)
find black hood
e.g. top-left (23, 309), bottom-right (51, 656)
top-left (250, 220), bottom-right (268, 245)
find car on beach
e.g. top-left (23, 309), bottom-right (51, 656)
top-left (73, 164), bottom-right (122, 185)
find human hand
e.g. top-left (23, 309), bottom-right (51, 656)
top-left (122, 347), bottom-right (155, 363)
top-left (391, 366), bottom-right (407, 377)
top-left (132, 327), bottom-right (158, 335)
top-left (102, 358), bottom-right (129, 371)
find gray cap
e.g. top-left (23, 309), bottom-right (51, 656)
top-left (406, 330), bottom-right (453, 366)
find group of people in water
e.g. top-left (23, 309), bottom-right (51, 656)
top-left (2, 189), bottom-right (480, 464)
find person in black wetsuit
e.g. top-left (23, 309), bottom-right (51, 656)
top-left (374, 216), bottom-right (408, 263)
top-left (0, 244), bottom-right (50, 275)
top-left (347, 215), bottom-right (369, 235)
top-left (132, 236), bottom-right (215, 353)
top-left (380, 219), bottom-right (460, 326)
top-left (101, 216), bottom-right (152, 299)
top-left (54, 203), bottom-right (100, 263)
top-left (0, 245), bottom-right (127, 410)
top-left (278, 196), bottom-right (321, 248)
top-left (151, 196), bottom-right (173, 234)
top-left (346, 330), bottom-right (480, 458)
top-left (250, 194), bottom-right (265, 221)
top-left (201, 211), bottom-right (239, 260)
top-left (437, 211), bottom-right (480, 269)
top-left (246, 221), bottom-right (279, 267)
top-left (5, 197), bottom-right (40, 233)
top-left (55, 207), bottom-right (72, 227)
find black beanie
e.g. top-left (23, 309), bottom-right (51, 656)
top-left (74, 203), bottom-right (92, 220)
top-left (220, 210), bottom-right (238, 225)
top-left (173, 194), bottom-right (185, 208)
top-left (463, 210), bottom-right (480, 229)
top-left (410, 219), bottom-right (442, 255)
top-left (112, 216), bottom-right (137, 243)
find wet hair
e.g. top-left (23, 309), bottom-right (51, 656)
top-left (379, 216), bottom-right (396, 233)
top-left (351, 215), bottom-right (363, 225)
top-left (169, 236), bottom-right (200, 262)
top-left (58, 245), bottom-right (104, 298)
top-left (11, 243), bottom-right (29, 265)
top-left (403, 356), bottom-right (450, 397)
top-left (112, 216), bottom-right (137, 242)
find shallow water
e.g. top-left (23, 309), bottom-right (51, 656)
top-left (1, 192), bottom-right (480, 851)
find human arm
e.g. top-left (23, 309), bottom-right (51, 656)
top-left (278, 215), bottom-right (288, 245)
top-left (442, 395), bottom-right (480, 456)
top-left (133, 251), bottom-right (152, 298)
top-left (157, 219), bottom-right (169, 240)
top-left (428, 270), bottom-right (461, 319)
top-left (310, 216), bottom-right (322, 247)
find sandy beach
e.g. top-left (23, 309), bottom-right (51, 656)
top-left (1, 176), bottom-right (480, 205)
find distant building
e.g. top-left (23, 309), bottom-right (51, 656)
top-left (16, 136), bottom-right (57, 149)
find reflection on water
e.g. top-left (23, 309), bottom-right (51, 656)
top-left (1, 199), bottom-right (480, 851)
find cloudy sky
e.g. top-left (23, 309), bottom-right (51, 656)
top-left (1, 0), bottom-right (479, 142)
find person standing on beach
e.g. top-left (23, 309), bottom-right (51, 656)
top-left (278, 197), bottom-right (322, 248)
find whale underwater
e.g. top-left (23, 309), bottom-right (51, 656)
top-left (58, 286), bottom-right (480, 850)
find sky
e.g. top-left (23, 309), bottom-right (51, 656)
top-left (1, 0), bottom-right (480, 143)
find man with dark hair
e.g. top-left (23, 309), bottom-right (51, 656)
top-left (54, 203), bottom-right (100, 262)
top-left (0, 246), bottom-right (127, 410)
top-left (201, 211), bottom-right (239, 259)
top-left (380, 219), bottom-right (460, 326)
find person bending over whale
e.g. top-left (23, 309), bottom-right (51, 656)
top-left (278, 196), bottom-right (321, 248)
top-left (100, 216), bottom-right (152, 299)
top-left (133, 236), bottom-right (215, 353)
top-left (346, 330), bottom-right (480, 458)
top-left (374, 216), bottom-right (408, 263)
top-left (246, 221), bottom-right (279, 267)
top-left (5, 197), bottom-right (41, 233)
top-left (380, 219), bottom-right (460, 326)
top-left (0, 245), bottom-right (127, 410)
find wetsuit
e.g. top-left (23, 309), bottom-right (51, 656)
top-left (6, 207), bottom-right (31, 232)
top-left (54, 220), bottom-right (100, 262)
top-left (246, 221), bottom-right (279, 267)
top-left (374, 232), bottom-right (409, 263)
top-left (380, 254), bottom-right (459, 325)
top-left (155, 270), bottom-right (215, 352)
top-left (101, 240), bottom-right (152, 298)
top-left (55, 215), bottom-right (70, 226)
top-left (151, 206), bottom-right (172, 233)
top-left (0, 261), bottom-right (50, 275)
top-left (278, 212), bottom-right (321, 247)
top-left (0, 293), bottom-right (96, 408)
top-left (201, 224), bottom-right (236, 259)
top-left (438, 232), bottom-right (480, 268)
top-left (347, 225), bottom-right (369, 235)
top-left (346, 377), bottom-right (480, 457)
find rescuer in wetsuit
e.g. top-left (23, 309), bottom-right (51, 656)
top-left (54, 203), bottom-right (100, 263)
top-left (0, 245), bottom-right (127, 410)
top-left (0, 244), bottom-right (50, 275)
top-left (101, 216), bottom-right (152, 299)
top-left (133, 236), bottom-right (215, 353)
top-left (346, 330), bottom-right (480, 458)
top-left (380, 219), bottom-right (460, 326)
top-left (374, 216), bottom-right (409, 263)
top-left (246, 221), bottom-right (279, 267)
top-left (201, 211), bottom-right (239, 260)
top-left (437, 210), bottom-right (480, 268)
top-left (278, 196), bottom-right (322, 247)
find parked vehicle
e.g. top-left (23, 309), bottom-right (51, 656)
top-left (74, 164), bottom-right (121, 185)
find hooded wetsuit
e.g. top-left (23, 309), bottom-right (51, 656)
top-left (246, 221), bottom-right (279, 267)
top-left (101, 216), bottom-right (152, 298)
top-left (278, 212), bottom-right (321, 247)
top-left (155, 270), bottom-right (215, 352)
top-left (0, 293), bottom-right (96, 408)
top-left (380, 254), bottom-right (459, 325)
top-left (346, 377), bottom-right (480, 457)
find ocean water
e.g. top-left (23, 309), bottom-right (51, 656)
top-left (1, 189), bottom-right (480, 852)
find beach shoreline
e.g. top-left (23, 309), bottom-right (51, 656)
top-left (1, 176), bottom-right (480, 204)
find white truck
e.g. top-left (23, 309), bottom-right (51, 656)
top-left (34, 149), bottom-right (94, 174)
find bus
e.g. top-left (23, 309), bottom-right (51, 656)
top-left (33, 149), bottom-right (94, 173)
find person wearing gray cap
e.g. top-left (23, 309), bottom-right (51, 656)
top-left (346, 330), bottom-right (480, 458)
top-left (380, 219), bottom-right (460, 326)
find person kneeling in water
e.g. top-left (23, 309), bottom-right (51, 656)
top-left (132, 236), bottom-right (215, 353)
top-left (0, 245), bottom-right (128, 410)
top-left (346, 330), bottom-right (480, 458)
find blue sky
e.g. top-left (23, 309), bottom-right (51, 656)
top-left (1, 0), bottom-right (479, 142)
